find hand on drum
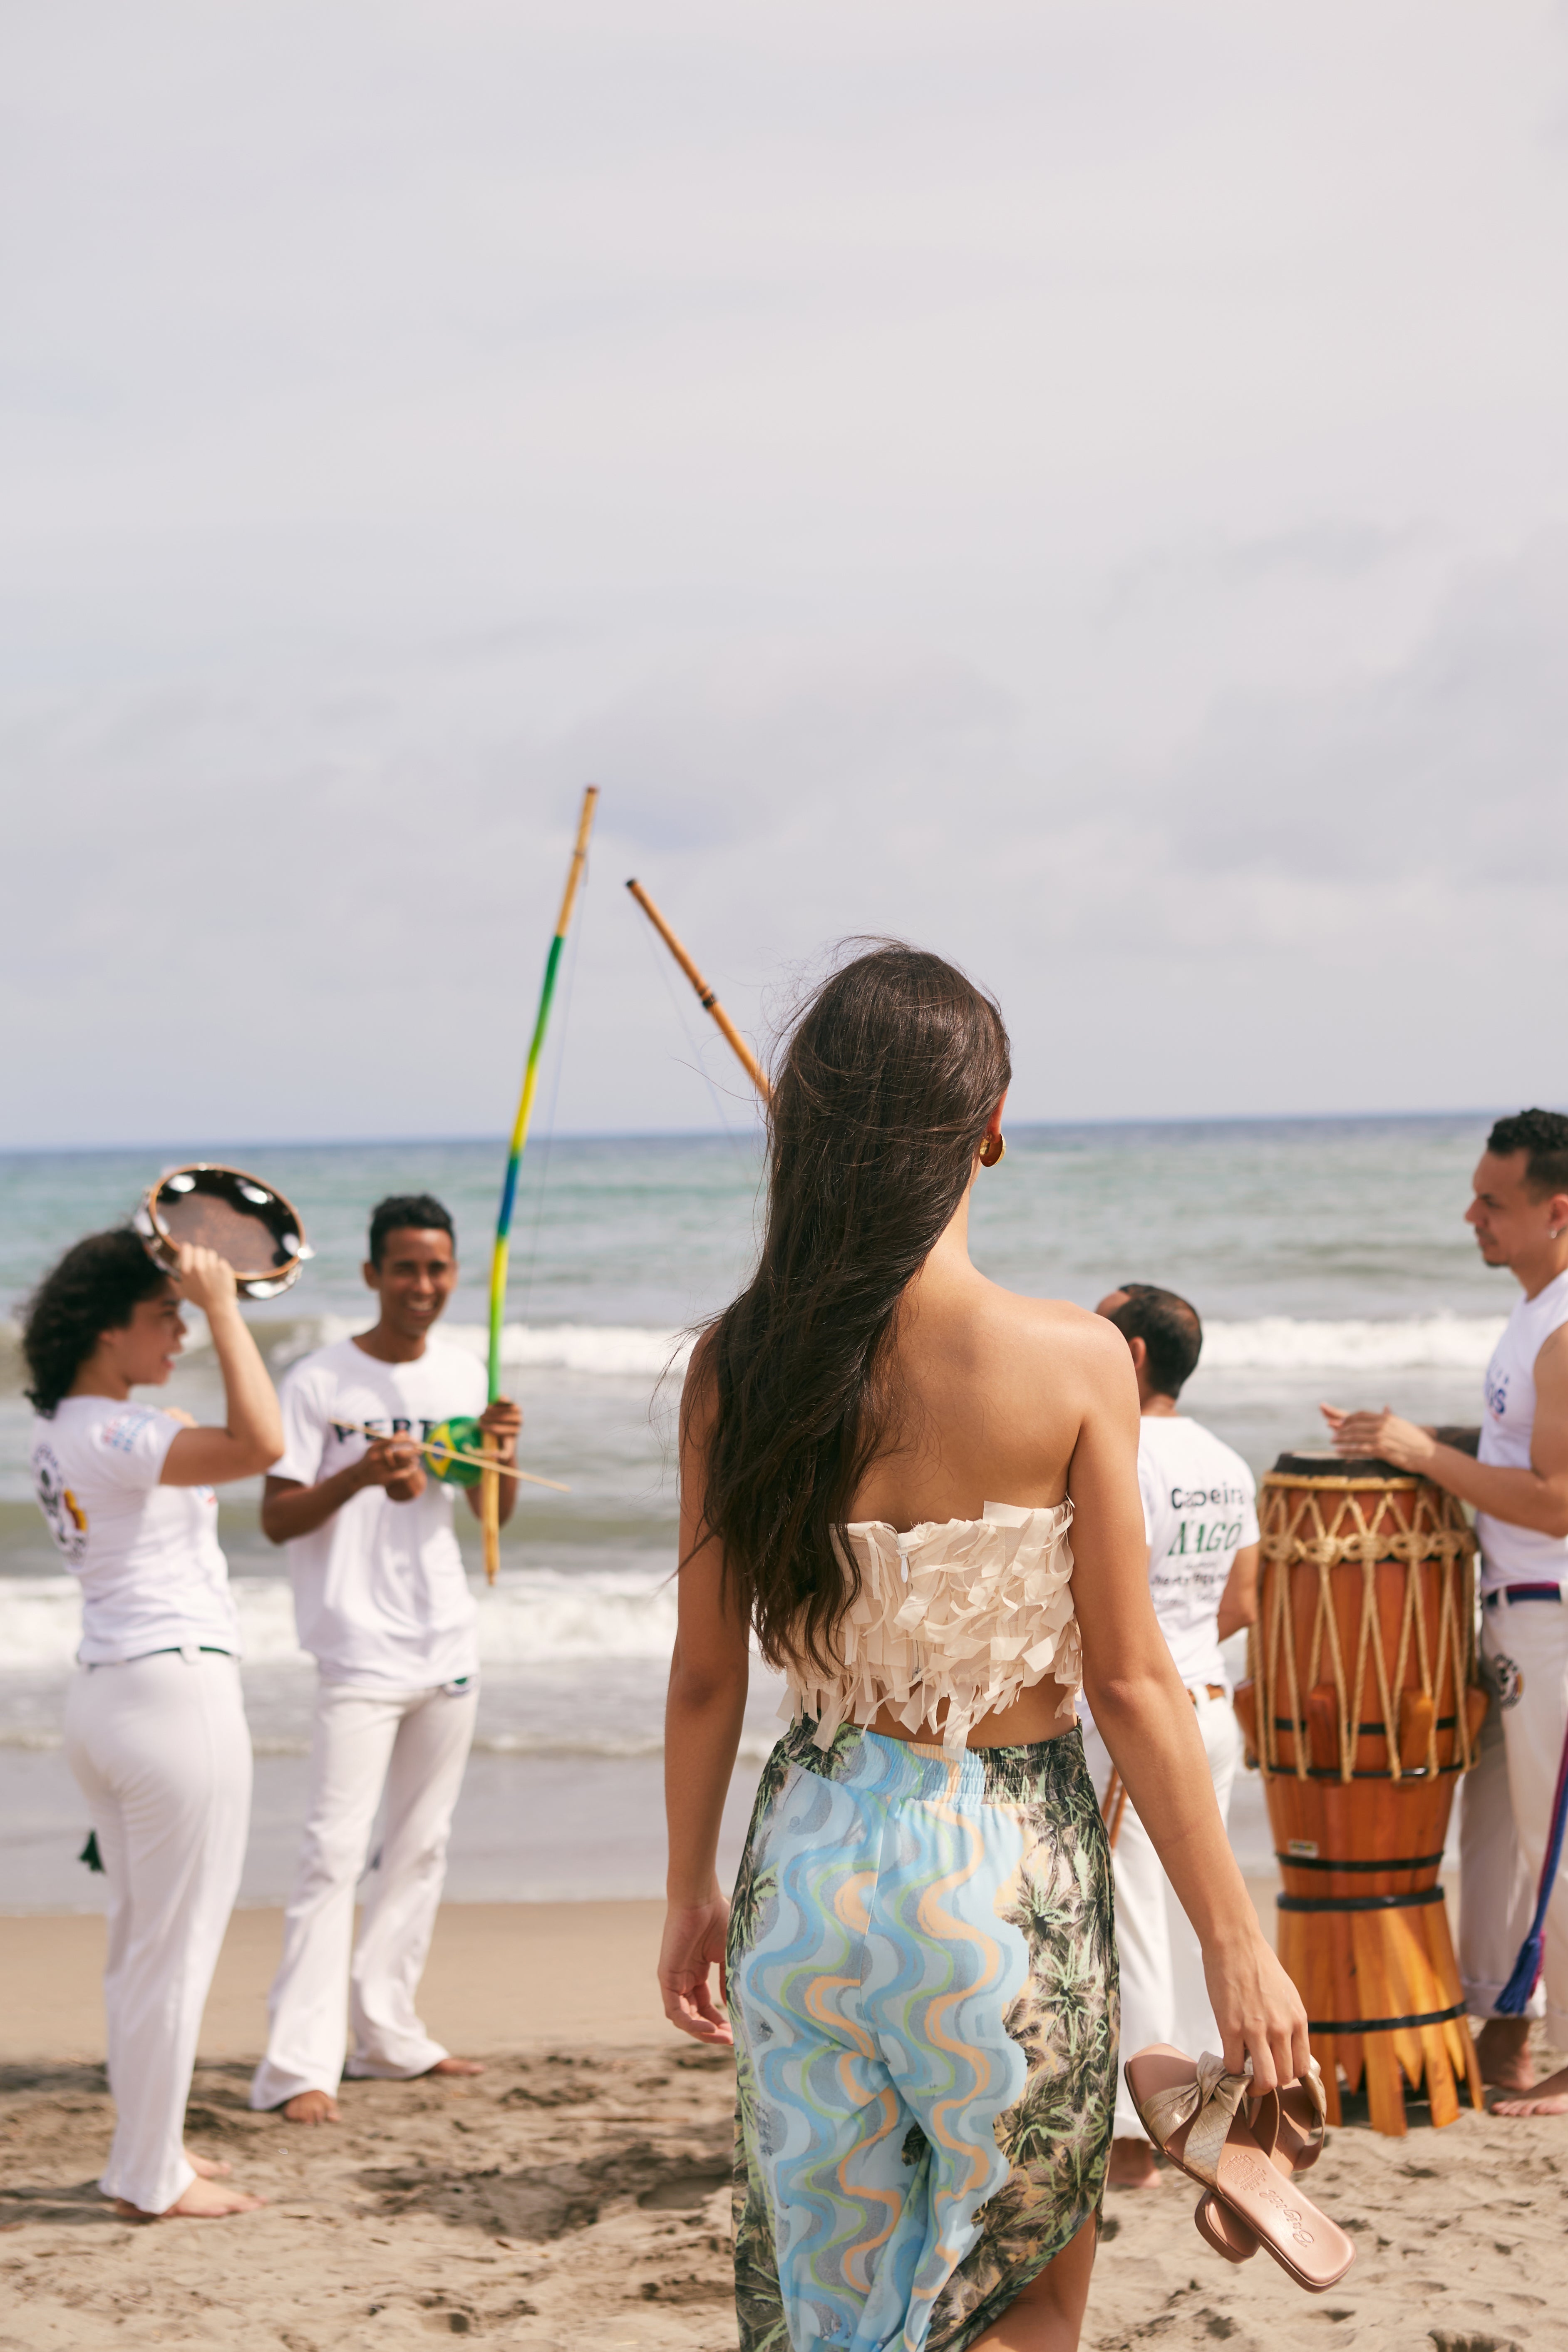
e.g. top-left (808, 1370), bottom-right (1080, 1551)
top-left (1203, 1930), bottom-right (1312, 2095)
top-left (169, 1243), bottom-right (239, 1316)
top-left (1320, 1402), bottom-right (1436, 1473)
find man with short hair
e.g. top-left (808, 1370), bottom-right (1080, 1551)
top-left (1086, 1283), bottom-right (1259, 2187)
top-left (1325, 1108), bottom-right (1568, 2114)
top-left (249, 1194), bottom-right (523, 2124)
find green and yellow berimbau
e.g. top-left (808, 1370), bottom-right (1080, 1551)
top-left (424, 1416), bottom-right (488, 1488)
top-left (482, 785), bottom-right (599, 1579)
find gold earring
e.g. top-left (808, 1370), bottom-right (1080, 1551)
top-left (980, 1133), bottom-right (1006, 1167)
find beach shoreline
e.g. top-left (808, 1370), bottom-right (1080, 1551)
top-left (3, 1892), bottom-right (1566, 2351)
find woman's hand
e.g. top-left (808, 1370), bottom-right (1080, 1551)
top-left (1202, 1925), bottom-right (1312, 2094)
top-left (171, 1242), bottom-right (238, 1316)
top-left (658, 1893), bottom-right (733, 2044)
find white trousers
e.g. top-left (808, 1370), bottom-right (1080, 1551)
top-left (249, 1678), bottom-right (477, 2109)
top-left (1083, 1691), bottom-right (1241, 2140)
top-left (63, 1650), bottom-right (253, 2215)
top-left (1459, 1596), bottom-right (1568, 2040)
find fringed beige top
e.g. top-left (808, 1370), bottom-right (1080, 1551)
top-left (785, 1499), bottom-right (1080, 1757)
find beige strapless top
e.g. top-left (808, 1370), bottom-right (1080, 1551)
top-left (785, 1499), bottom-right (1079, 1757)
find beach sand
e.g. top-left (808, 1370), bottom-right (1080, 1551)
top-left (3, 1900), bottom-right (1567, 2351)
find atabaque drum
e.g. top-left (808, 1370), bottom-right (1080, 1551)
top-left (1233, 1452), bottom-right (1489, 2135)
top-left (135, 1165), bottom-right (312, 1301)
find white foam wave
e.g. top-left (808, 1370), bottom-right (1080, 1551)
top-left (268, 1316), bottom-right (690, 1379)
top-left (1198, 1314), bottom-right (1505, 1373)
top-left (0, 1308), bottom-right (1508, 1394)
top-left (0, 1566), bottom-right (679, 1674)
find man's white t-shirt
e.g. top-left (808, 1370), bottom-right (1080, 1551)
top-left (1136, 1415), bottom-right (1259, 1691)
top-left (273, 1334), bottom-right (486, 1690)
top-left (29, 1397), bottom-right (240, 1664)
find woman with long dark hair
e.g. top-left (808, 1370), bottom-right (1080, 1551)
top-left (24, 1229), bottom-right (282, 2219)
top-left (659, 946), bottom-right (1307, 2350)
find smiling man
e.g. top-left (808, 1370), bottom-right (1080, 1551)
top-left (1324, 1109), bottom-right (1568, 2115)
top-left (248, 1193), bottom-right (522, 2125)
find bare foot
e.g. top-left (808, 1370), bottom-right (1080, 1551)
top-left (1475, 2018), bottom-right (1535, 2092)
top-left (1491, 2061), bottom-right (1568, 2117)
top-left (426, 2056), bottom-right (485, 2078)
top-left (280, 2089), bottom-right (340, 2125)
top-left (114, 2175), bottom-right (264, 2220)
top-left (1106, 2135), bottom-right (1160, 2189)
top-left (186, 2153), bottom-right (233, 2179)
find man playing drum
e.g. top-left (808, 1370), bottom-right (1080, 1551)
top-left (1325, 1108), bottom-right (1568, 2115)
top-left (1087, 1283), bottom-right (1260, 2186)
top-left (249, 1194), bottom-right (523, 2124)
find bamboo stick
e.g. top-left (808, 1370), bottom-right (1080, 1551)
top-left (484, 786), bottom-right (600, 1579)
top-left (333, 1426), bottom-right (571, 1492)
top-left (625, 878), bottom-right (771, 1102)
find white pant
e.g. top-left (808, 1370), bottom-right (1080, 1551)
top-left (63, 1649), bottom-right (253, 2214)
top-left (249, 1678), bottom-right (477, 2109)
top-left (1083, 1690), bottom-right (1241, 2141)
top-left (1459, 1596), bottom-right (1568, 2040)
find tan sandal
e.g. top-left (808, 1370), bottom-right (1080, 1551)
top-left (1193, 2059), bottom-right (1329, 2261)
top-left (1124, 2045), bottom-right (1354, 2294)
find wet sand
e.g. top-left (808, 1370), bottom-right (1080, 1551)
top-left (2, 1901), bottom-right (1566, 2350)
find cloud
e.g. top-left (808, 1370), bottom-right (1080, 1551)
top-left (4, 2), bottom-right (1568, 1144)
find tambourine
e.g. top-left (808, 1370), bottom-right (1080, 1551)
top-left (134, 1164), bottom-right (313, 1300)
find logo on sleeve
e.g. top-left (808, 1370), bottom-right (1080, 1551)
top-left (34, 1446), bottom-right (88, 1563)
top-left (97, 1409), bottom-right (159, 1456)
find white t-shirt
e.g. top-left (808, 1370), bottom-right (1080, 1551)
top-left (1136, 1415), bottom-right (1259, 1691)
top-left (273, 1334), bottom-right (486, 1689)
top-left (29, 1396), bottom-right (240, 1665)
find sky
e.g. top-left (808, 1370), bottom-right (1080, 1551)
top-left (5, 1), bottom-right (1568, 1147)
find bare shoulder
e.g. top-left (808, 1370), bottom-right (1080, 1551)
top-left (679, 1325), bottom-right (722, 1445)
top-left (990, 1288), bottom-right (1129, 1377)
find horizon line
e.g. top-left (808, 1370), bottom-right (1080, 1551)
top-left (0, 1104), bottom-right (1528, 1160)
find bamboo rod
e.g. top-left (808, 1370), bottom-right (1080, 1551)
top-left (484, 786), bottom-right (600, 1579)
top-left (334, 1426), bottom-right (571, 1492)
top-left (625, 878), bottom-right (771, 1102)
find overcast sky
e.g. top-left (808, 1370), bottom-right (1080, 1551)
top-left (5, 2), bottom-right (1568, 1147)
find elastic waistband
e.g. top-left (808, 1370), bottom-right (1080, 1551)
top-left (1484, 1583), bottom-right (1563, 1607)
top-left (783, 1715), bottom-right (1087, 1807)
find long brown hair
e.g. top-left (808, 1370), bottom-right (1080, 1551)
top-left (692, 941), bottom-right (1011, 1676)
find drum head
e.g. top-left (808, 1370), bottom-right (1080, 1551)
top-left (1271, 1450), bottom-right (1407, 1480)
top-left (137, 1166), bottom-right (310, 1300)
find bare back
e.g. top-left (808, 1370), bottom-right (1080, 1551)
top-left (848, 1229), bottom-right (1146, 1745)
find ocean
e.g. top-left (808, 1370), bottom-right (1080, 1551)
top-left (0, 1116), bottom-right (1509, 1910)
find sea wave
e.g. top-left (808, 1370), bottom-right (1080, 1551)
top-left (0, 1309), bottom-right (1503, 1393)
top-left (1198, 1313), bottom-right (1505, 1373)
top-left (0, 1566), bottom-right (680, 1675)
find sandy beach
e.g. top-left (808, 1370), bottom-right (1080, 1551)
top-left (4, 1897), bottom-right (1567, 2351)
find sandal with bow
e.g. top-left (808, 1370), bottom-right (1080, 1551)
top-left (1124, 2045), bottom-right (1354, 2293)
top-left (1190, 2060), bottom-right (1329, 2263)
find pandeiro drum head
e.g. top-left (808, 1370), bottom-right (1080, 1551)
top-left (135, 1165), bottom-right (313, 1300)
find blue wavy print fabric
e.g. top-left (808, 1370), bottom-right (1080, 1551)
top-left (728, 1720), bottom-right (1117, 2352)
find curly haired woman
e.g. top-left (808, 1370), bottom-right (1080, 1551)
top-left (25, 1229), bottom-right (281, 2220)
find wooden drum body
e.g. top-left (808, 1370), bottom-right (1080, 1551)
top-left (1233, 1454), bottom-right (1489, 2135)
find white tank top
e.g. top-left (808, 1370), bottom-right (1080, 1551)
top-left (1475, 1265), bottom-right (1568, 1590)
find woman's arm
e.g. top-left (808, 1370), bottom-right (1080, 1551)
top-left (160, 1247), bottom-right (284, 1487)
top-left (1068, 1326), bottom-right (1308, 2094)
top-left (659, 1344), bottom-right (750, 2044)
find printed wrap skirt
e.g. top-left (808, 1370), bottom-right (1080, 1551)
top-left (727, 1717), bottom-right (1118, 2352)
